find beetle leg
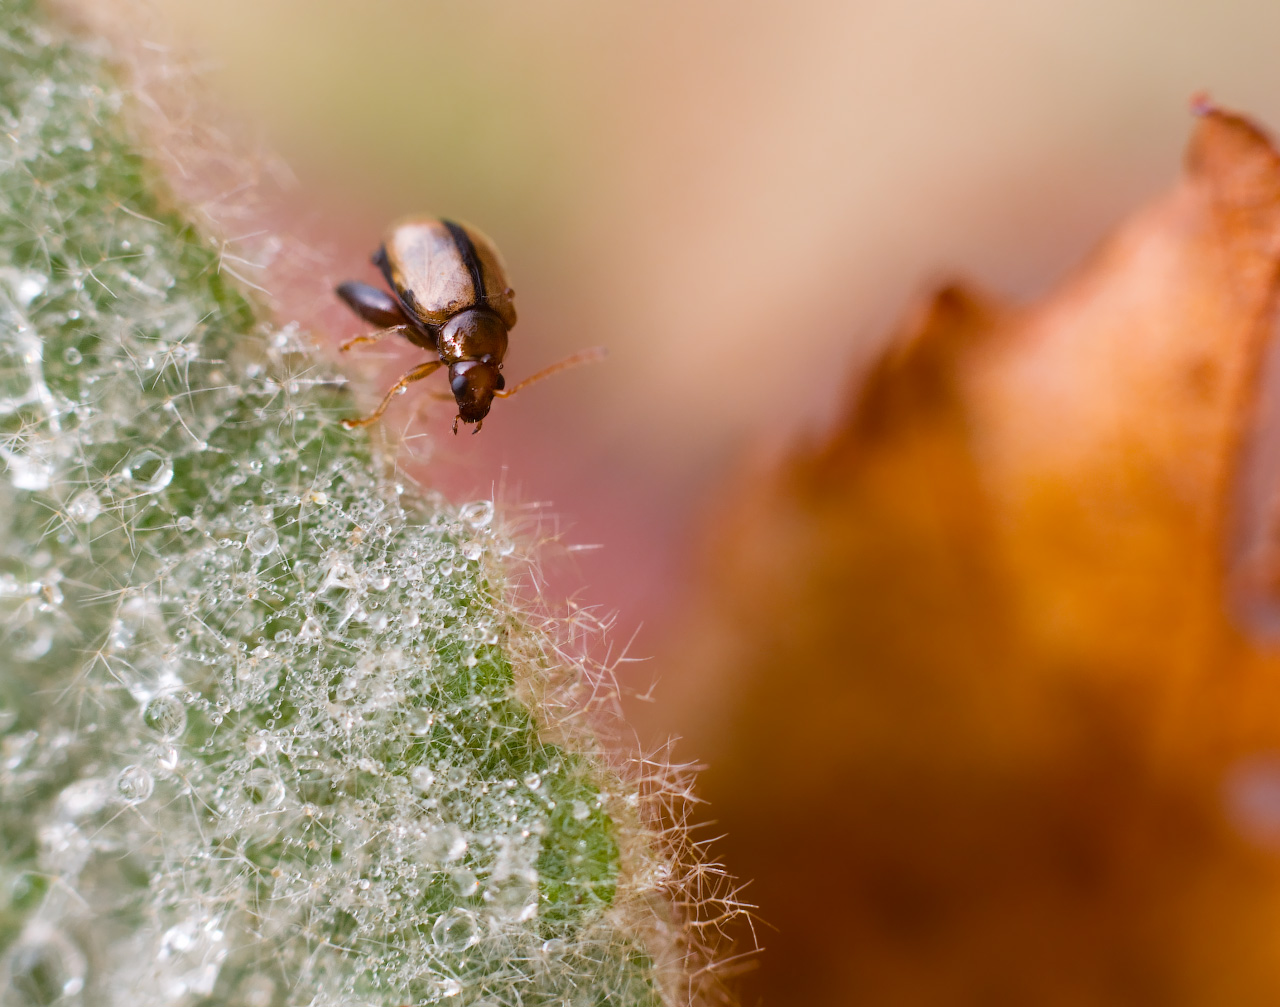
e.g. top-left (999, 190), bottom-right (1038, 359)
top-left (336, 280), bottom-right (408, 328)
top-left (341, 359), bottom-right (444, 429)
top-left (339, 324), bottom-right (409, 353)
top-left (493, 346), bottom-right (608, 399)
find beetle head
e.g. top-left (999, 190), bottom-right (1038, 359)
top-left (450, 359), bottom-right (506, 426)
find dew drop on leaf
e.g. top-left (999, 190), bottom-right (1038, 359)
top-left (122, 449), bottom-right (173, 494)
top-left (246, 526), bottom-right (278, 557)
top-left (242, 768), bottom-right (285, 808)
top-left (459, 500), bottom-right (494, 530)
top-left (431, 908), bottom-right (479, 950)
top-left (5, 926), bottom-right (87, 1006)
top-left (142, 694), bottom-right (186, 738)
top-left (449, 868), bottom-right (478, 897)
top-left (65, 490), bottom-right (100, 523)
top-left (115, 764), bottom-right (154, 803)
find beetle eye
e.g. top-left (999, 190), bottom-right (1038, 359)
top-left (451, 373), bottom-right (469, 395)
top-left (495, 373), bottom-right (506, 391)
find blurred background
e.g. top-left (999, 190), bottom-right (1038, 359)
top-left (122, 2), bottom-right (1280, 1003)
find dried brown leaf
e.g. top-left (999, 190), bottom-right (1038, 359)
top-left (673, 106), bottom-right (1280, 1005)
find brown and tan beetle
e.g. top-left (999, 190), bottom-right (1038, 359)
top-left (336, 217), bottom-right (603, 433)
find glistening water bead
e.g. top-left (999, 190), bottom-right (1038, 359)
top-left (460, 499), bottom-right (494, 530)
top-left (115, 765), bottom-right (154, 803)
top-left (5, 927), bottom-right (87, 1006)
top-left (65, 489), bottom-right (100, 523)
top-left (246, 525), bottom-right (278, 557)
top-left (431, 908), bottom-right (480, 951)
top-left (142, 693), bottom-right (186, 737)
top-left (449, 868), bottom-right (479, 897)
top-left (121, 449), bottom-right (173, 494)
top-left (241, 768), bottom-right (286, 808)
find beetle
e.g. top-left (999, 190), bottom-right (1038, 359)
top-left (335, 217), bottom-right (603, 433)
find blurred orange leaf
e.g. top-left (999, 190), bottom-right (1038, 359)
top-left (676, 105), bottom-right (1280, 1005)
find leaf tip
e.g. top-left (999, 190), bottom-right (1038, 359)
top-left (1185, 99), bottom-right (1280, 207)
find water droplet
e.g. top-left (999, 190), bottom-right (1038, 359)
top-left (439, 762), bottom-right (467, 788)
top-left (571, 800), bottom-right (590, 821)
top-left (116, 764), bottom-right (154, 803)
top-left (156, 746), bottom-right (180, 774)
top-left (242, 768), bottom-right (285, 808)
top-left (122, 449), bottom-right (173, 494)
top-left (489, 871), bottom-right (538, 920)
top-left (4, 729), bottom-right (37, 771)
top-left (523, 772), bottom-right (541, 791)
top-left (540, 938), bottom-right (567, 957)
top-left (56, 778), bottom-right (107, 820)
top-left (14, 273), bottom-right (47, 307)
top-left (4, 926), bottom-right (86, 1006)
top-left (431, 908), bottom-right (479, 950)
top-left (449, 868), bottom-right (478, 896)
top-left (235, 973), bottom-right (276, 1007)
top-left (246, 526), bottom-right (278, 557)
top-left (460, 499), bottom-right (494, 530)
top-left (143, 693), bottom-right (187, 737)
top-left (408, 709), bottom-right (435, 735)
top-left (156, 915), bottom-right (227, 996)
top-left (37, 821), bottom-right (90, 875)
top-left (460, 540), bottom-right (484, 562)
top-left (9, 455), bottom-right (52, 492)
top-left (245, 734), bottom-right (268, 756)
top-left (9, 617), bottom-right (52, 661)
top-left (160, 921), bottom-right (195, 955)
top-left (411, 767), bottom-right (436, 792)
top-left (424, 823), bottom-right (467, 863)
top-left (435, 978), bottom-right (462, 998)
top-left (62, 346), bottom-right (82, 365)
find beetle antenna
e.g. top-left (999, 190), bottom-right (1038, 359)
top-left (494, 346), bottom-right (608, 399)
